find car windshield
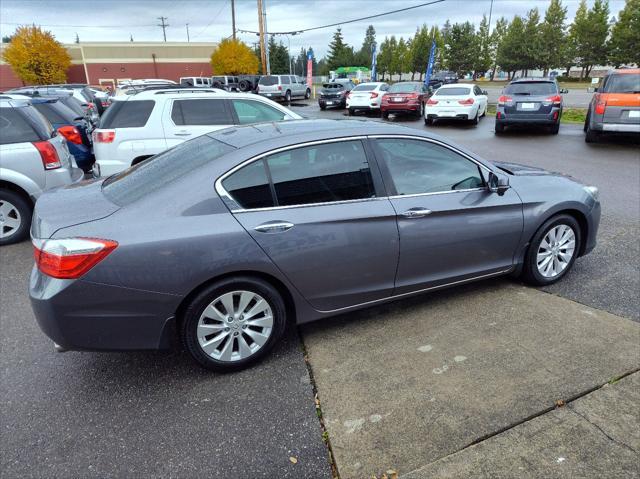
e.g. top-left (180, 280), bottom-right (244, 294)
top-left (102, 135), bottom-right (235, 206)
top-left (603, 74), bottom-right (640, 93)
top-left (323, 83), bottom-right (345, 89)
top-left (259, 76), bottom-right (279, 86)
top-left (388, 83), bottom-right (421, 93)
top-left (352, 84), bottom-right (376, 92)
top-left (504, 82), bottom-right (556, 95)
top-left (434, 87), bottom-right (471, 96)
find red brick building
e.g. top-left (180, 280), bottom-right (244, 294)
top-left (0, 41), bottom-right (217, 90)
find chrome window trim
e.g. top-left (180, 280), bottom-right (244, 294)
top-left (388, 187), bottom-right (486, 200)
top-left (215, 136), bottom-right (370, 212)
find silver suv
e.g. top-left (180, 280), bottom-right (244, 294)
top-left (0, 99), bottom-right (83, 245)
top-left (257, 75), bottom-right (311, 102)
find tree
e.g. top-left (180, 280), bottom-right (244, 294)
top-left (391, 37), bottom-right (409, 77)
top-left (539, 0), bottom-right (568, 75)
top-left (326, 28), bottom-right (355, 70)
top-left (355, 25), bottom-right (376, 67)
top-left (1, 34), bottom-right (13, 43)
top-left (74, 33), bottom-right (80, 44)
top-left (497, 16), bottom-right (527, 79)
top-left (474, 15), bottom-right (492, 78)
top-left (571, 0), bottom-right (610, 78)
top-left (608, 0), bottom-right (640, 67)
top-left (268, 36), bottom-right (289, 74)
top-left (522, 8), bottom-right (542, 75)
top-left (376, 36), bottom-right (394, 80)
top-left (409, 25), bottom-right (430, 80)
top-left (210, 38), bottom-right (259, 75)
top-left (489, 17), bottom-right (508, 80)
top-left (2, 26), bottom-right (71, 84)
top-left (445, 22), bottom-right (476, 77)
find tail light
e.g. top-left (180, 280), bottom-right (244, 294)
top-left (458, 98), bottom-right (475, 105)
top-left (370, 92), bottom-right (379, 99)
top-left (498, 95), bottom-right (513, 106)
top-left (33, 141), bottom-right (61, 170)
top-left (57, 125), bottom-right (83, 144)
top-left (278, 85), bottom-right (282, 91)
top-left (426, 98), bottom-right (438, 105)
top-left (544, 95), bottom-right (562, 106)
top-left (553, 111), bottom-right (559, 120)
top-left (94, 130), bottom-right (115, 143)
top-left (594, 94), bottom-right (607, 114)
top-left (33, 237), bottom-right (118, 279)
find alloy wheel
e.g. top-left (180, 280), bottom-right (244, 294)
top-left (0, 200), bottom-right (21, 239)
top-left (196, 290), bottom-right (274, 362)
top-left (536, 224), bottom-right (576, 278)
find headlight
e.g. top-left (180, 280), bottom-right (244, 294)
top-left (584, 185), bottom-right (599, 201)
top-left (319, 91), bottom-right (324, 96)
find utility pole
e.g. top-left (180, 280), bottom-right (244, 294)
top-left (257, 0), bottom-right (267, 75)
top-left (157, 16), bottom-right (169, 42)
top-left (186, 23), bottom-right (190, 42)
top-left (262, 0), bottom-right (270, 74)
top-left (231, 0), bottom-right (236, 40)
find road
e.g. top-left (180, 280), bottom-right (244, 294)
top-left (1, 103), bottom-right (638, 478)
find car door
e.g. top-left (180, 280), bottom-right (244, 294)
top-left (474, 85), bottom-right (488, 114)
top-left (370, 136), bottom-right (523, 295)
top-left (218, 138), bottom-right (399, 312)
top-left (163, 98), bottom-right (234, 148)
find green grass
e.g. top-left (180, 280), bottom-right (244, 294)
top-left (485, 104), bottom-right (586, 124)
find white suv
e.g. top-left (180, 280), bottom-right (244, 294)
top-left (92, 88), bottom-right (303, 177)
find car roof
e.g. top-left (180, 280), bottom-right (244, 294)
top-left (510, 77), bottom-right (556, 83)
top-left (611, 68), bottom-right (640, 75)
top-left (439, 83), bottom-right (474, 87)
top-left (119, 88), bottom-right (281, 100)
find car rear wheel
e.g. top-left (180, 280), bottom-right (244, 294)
top-left (0, 189), bottom-right (31, 246)
top-left (305, 89), bottom-right (311, 99)
top-left (285, 90), bottom-right (291, 103)
top-left (416, 103), bottom-right (424, 118)
top-left (382, 111), bottom-right (389, 119)
top-left (495, 122), bottom-right (505, 134)
top-left (585, 125), bottom-right (600, 143)
top-left (182, 277), bottom-right (287, 372)
top-left (348, 108), bottom-right (354, 116)
top-left (522, 214), bottom-right (581, 286)
top-left (471, 111), bottom-right (479, 125)
top-left (550, 123), bottom-right (560, 135)
top-left (424, 116), bottom-right (433, 126)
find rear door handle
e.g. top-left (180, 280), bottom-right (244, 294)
top-left (254, 221), bottom-right (294, 233)
top-left (401, 208), bottom-right (432, 218)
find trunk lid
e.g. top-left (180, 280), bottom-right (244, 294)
top-left (31, 179), bottom-right (120, 239)
top-left (601, 92), bottom-right (640, 125)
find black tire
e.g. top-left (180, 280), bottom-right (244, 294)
top-left (415, 102), bottom-right (425, 118)
top-left (583, 112), bottom-right (590, 132)
top-left (550, 123), bottom-right (560, 135)
top-left (585, 125), bottom-right (599, 143)
top-left (471, 111), bottom-right (479, 125)
top-left (320, 104), bottom-right (326, 110)
top-left (521, 214), bottom-right (581, 286)
top-left (424, 116), bottom-right (433, 126)
top-left (0, 189), bottom-right (32, 246)
top-left (181, 277), bottom-right (287, 372)
top-left (239, 80), bottom-right (251, 92)
top-left (495, 122), bottom-right (505, 134)
top-left (304, 88), bottom-right (311, 100)
top-left (347, 108), bottom-right (354, 116)
top-left (285, 90), bottom-right (291, 103)
top-left (382, 111), bottom-right (389, 120)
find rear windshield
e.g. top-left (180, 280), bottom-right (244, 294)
top-left (322, 83), bottom-right (346, 89)
top-left (99, 100), bottom-right (154, 128)
top-left (434, 87), bottom-right (471, 96)
top-left (0, 107), bottom-right (42, 144)
top-left (504, 82), bottom-right (557, 95)
top-left (102, 135), bottom-right (235, 206)
top-left (259, 76), bottom-right (279, 86)
top-left (353, 84), bottom-right (376, 92)
top-left (602, 74), bottom-right (640, 93)
top-left (389, 83), bottom-right (421, 93)
top-left (59, 96), bottom-right (85, 117)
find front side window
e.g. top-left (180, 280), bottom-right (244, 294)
top-left (231, 100), bottom-right (286, 124)
top-left (266, 140), bottom-right (375, 207)
top-left (374, 138), bottom-right (485, 195)
top-left (171, 99), bottom-right (231, 126)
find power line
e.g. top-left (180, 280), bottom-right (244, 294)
top-left (238, 0), bottom-right (446, 35)
top-left (192, 0), bottom-right (229, 39)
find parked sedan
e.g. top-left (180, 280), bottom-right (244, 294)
top-left (495, 78), bottom-right (567, 134)
top-left (318, 81), bottom-right (355, 110)
top-left (425, 83), bottom-right (488, 125)
top-left (584, 68), bottom-right (640, 143)
top-left (346, 82), bottom-right (389, 116)
top-left (30, 119), bottom-right (600, 371)
top-left (381, 81), bottom-right (430, 119)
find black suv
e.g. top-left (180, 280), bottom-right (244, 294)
top-left (428, 71), bottom-right (458, 89)
top-left (318, 80), bottom-right (356, 110)
top-left (495, 78), bottom-right (568, 134)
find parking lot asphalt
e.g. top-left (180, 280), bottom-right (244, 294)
top-left (1, 101), bottom-right (638, 478)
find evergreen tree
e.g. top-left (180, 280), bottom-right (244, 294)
top-left (497, 16), bottom-right (527, 79)
top-left (608, 0), bottom-right (640, 67)
top-left (522, 8), bottom-right (542, 75)
top-left (355, 25), bottom-right (376, 67)
top-left (539, 0), bottom-right (568, 75)
top-left (571, 0), bottom-right (610, 78)
top-left (376, 37), bottom-right (393, 80)
top-left (445, 22), bottom-right (476, 77)
top-left (409, 25), bottom-right (430, 80)
top-left (268, 36), bottom-right (289, 74)
top-left (326, 28), bottom-right (354, 71)
top-left (474, 15), bottom-right (492, 78)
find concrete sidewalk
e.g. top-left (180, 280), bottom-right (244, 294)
top-left (403, 373), bottom-right (639, 479)
top-left (302, 280), bottom-right (639, 478)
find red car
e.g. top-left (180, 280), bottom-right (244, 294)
top-left (381, 81), bottom-right (431, 119)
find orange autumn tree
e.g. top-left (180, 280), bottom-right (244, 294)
top-left (3, 26), bottom-right (71, 84)
top-left (210, 38), bottom-right (259, 75)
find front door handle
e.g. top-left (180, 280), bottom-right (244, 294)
top-left (175, 131), bottom-right (192, 137)
top-left (401, 208), bottom-right (432, 218)
top-left (254, 221), bottom-right (294, 233)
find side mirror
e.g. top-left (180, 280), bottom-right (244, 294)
top-left (560, 88), bottom-right (569, 94)
top-left (488, 172), bottom-right (509, 196)
top-left (482, 90), bottom-right (488, 96)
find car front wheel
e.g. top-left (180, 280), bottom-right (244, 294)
top-left (0, 189), bottom-right (31, 246)
top-left (181, 277), bottom-right (287, 372)
top-left (522, 214), bottom-right (581, 286)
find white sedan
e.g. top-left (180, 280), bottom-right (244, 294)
top-left (424, 83), bottom-right (488, 126)
top-left (346, 82), bottom-right (389, 116)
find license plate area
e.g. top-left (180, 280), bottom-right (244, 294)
top-left (520, 102), bottom-right (537, 110)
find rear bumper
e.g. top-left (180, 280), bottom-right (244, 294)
top-left (594, 122), bottom-right (640, 133)
top-left (319, 98), bottom-right (346, 108)
top-left (259, 91), bottom-right (285, 100)
top-left (29, 269), bottom-right (181, 351)
top-left (347, 104), bottom-right (380, 111)
top-left (381, 104), bottom-right (420, 114)
top-left (496, 108), bottom-right (561, 126)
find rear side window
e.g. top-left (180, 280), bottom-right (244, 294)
top-left (100, 100), bottom-right (154, 128)
top-left (33, 102), bottom-right (72, 124)
top-left (171, 99), bottom-right (231, 126)
top-left (102, 135), bottom-right (234, 206)
top-left (602, 74), bottom-right (640, 93)
top-left (504, 82), bottom-right (557, 95)
top-left (231, 99), bottom-right (286, 124)
top-left (0, 107), bottom-right (41, 144)
top-left (435, 87), bottom-right (471, 96)
top-left (266, 140), bottom-right (375, 207)
top-left (281, 76), bottom-right (291, 85)
top-left (259, 76), bottom-right (278, 86)
top-left (221, 160), bottom-right (274, 209)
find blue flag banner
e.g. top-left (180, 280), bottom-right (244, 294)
top-left (424, 39), bottom-right (437, 85)
top-left (371, 45), bottom-right (377, 81)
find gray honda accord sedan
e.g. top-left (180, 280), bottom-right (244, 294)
top-left (30, 119), bottom-right (601, 371)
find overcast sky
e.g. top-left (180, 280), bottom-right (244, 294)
top-left (0, 0), bottom-right (627, 58)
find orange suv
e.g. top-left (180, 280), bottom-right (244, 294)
top-left (584, 68), bottom-right (640, 142)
